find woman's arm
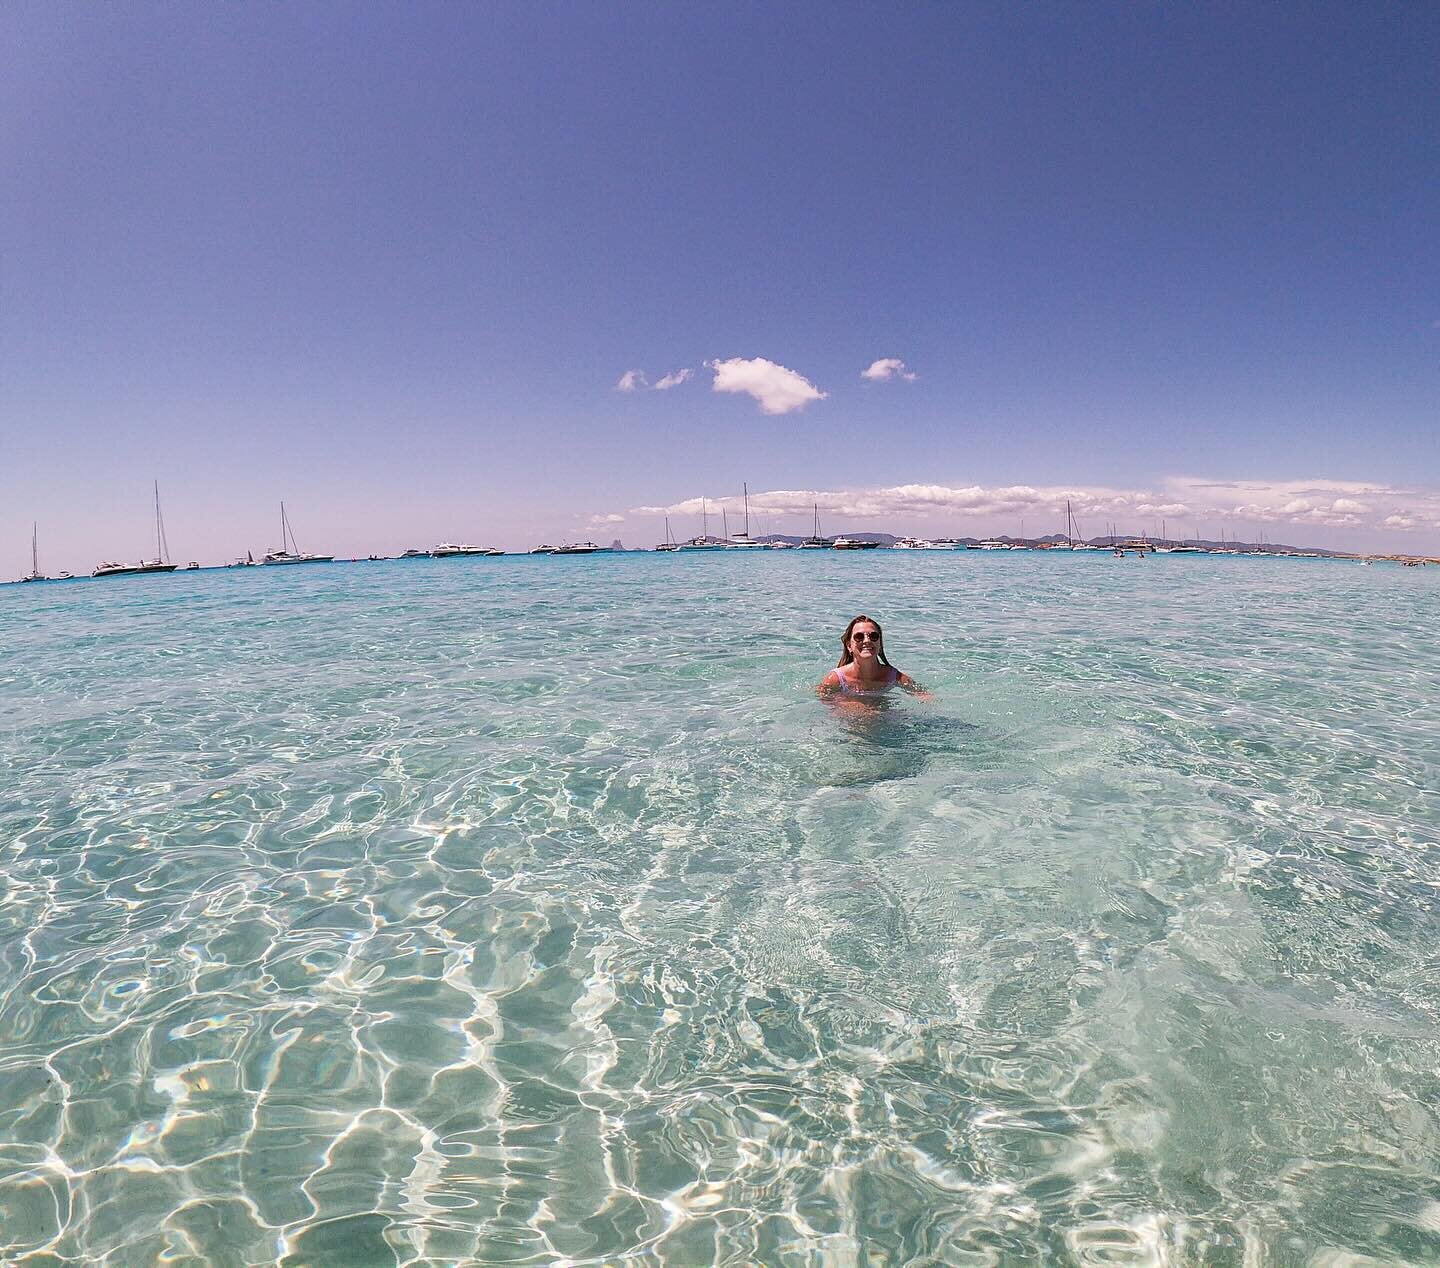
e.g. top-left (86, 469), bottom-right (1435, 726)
top-left (817, 669), bottom-right (842, 697)
top-left (896, 671), bottom-right (933, 701)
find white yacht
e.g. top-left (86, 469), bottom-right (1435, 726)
top-left (893, 537), bottom-right (936, 549)
top-left (832, 536), bottom-right (879, 550)
top-left (977, 539), bottom-right (1009, 550)
top-left (552, 542), bottom-right (603, 554)
top-left (432, 543), bottom-right (502, 557)
top-left (94, 483), bottom-right (180, 577)
top-left (262, 503), bottom-right (334, 565)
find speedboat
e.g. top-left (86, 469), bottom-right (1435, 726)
top-left (832, 537), bottom-right (879, 550)
top-left (553, 542), bottom-right (603, 554)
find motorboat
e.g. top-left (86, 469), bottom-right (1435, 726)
top-left (399, 548), bottom-right (429, 559)
top-left (977, 539), bottom-right (1008, 550)
top-left (262, 502), bottom-right (334, 564)
top-left (227, 551), bottom-right (258, 568)
top-left (432, 543), bottom-right (501, 557)
top-left (893, 537), bottom-right (934, 549)
top-left (832, 537), bottom-right (879, 550)
top-left (552, 542), bottom-right (603, 554)
top-left (94, 559), bottom-right (177, 577)
top-left (530, 544), bottom-right (559, 554)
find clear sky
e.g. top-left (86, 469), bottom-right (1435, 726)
top-left (3, 2), bottom-right (1437, 571)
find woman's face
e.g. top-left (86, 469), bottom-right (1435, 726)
top-left (849, 622), bottom-right (882, 662)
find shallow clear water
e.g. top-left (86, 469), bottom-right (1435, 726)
top-left (2, 552), bottom-right (1438, 1265)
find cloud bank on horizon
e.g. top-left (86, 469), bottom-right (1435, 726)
top-left (627, 476), bottom-right (1440, 540)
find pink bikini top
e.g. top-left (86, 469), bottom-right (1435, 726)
top-left (830, 664), bottom-right (898, 694)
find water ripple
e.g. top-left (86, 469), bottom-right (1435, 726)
top-left (1, 554), bottom-right (1437, 1263)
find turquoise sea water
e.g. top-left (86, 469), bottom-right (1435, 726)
top-left (2, 552), bottom-right (1438, 1265)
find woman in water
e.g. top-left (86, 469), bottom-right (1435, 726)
top-left (817, 615), bottom-right (930, 699)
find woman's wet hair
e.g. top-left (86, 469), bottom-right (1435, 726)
top-left (838, 614), bottom-right (892, 668)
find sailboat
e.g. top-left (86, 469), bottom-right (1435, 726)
top-left (798, 503), bottom-right (831, 549)
top-left (1066, 500), bottom-right (1100, 550)
top-left (18, 523), bottom-right (47, 582)
top-left (262, 503), bottom-right (334, 565)
top-left (680, 498), bottom-right (725, 550)
top-left (725, 484), bottom-right (767, 548)
top-left (93, 483), bottom-right (180, 577)
top-left (654, 516), bottom-right (681, 551)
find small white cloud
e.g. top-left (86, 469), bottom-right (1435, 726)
top-left (616, 369), bottom-right (647, 391)
top-left (861, 357), bottom-right (917, 382)
top-left (654, 368), bottom-right (693, 391)
top-left (588, 513), bottom-right (625, 526)
top-left (707, 357), bottom-right (827, 416)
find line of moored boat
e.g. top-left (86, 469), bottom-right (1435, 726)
top-left (10, 486), bottom-right (1431, 583)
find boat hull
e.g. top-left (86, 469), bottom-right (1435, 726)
top-left (93, 563), bottom-right (179, 577)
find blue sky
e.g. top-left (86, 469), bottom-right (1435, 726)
top-left (3, 1), bottom-right (1437, 570)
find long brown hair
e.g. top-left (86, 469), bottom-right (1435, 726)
top-left (837, 614), bottom-right (892, 668)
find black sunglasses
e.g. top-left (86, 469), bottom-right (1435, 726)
top-left (851, 630), bottom-right (882, 643)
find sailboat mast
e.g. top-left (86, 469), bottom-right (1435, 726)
top-left (702, 498), bottom-right (709, 541)
top-left (32, 522), bottom-right (38, 575)
top-left (743, 483), bottom-right (750, 536)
